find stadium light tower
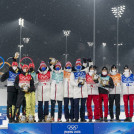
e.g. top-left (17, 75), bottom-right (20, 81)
top-left (63, 30), bottom-right (71, 65)
top-left (102, 43), bottom-right (107, 66)
top-left (18, 18), bottom-right (24, 66)
top-left (111, 5), bottom-right (125, 69)
top-left (87, 42), bottom-right (93, 58)
top-left (93, 0), bottom-right (96, 65)
top-left (23, 38), bottom-right (30, 56)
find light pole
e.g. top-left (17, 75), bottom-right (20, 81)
top-left (111, 5), bottom-right (125, 69)
top-left (87, 42), bottom-right (93, 58)
top-left (114, 43), bottom-right (123, 70)
top-left (102, 43), bottom-right (106, 66)
top-left (23, 38), bottom-right (30, 57)
top-left (63, 30), bottom-right (71, 65)
top-left (93, 0), bottom-right (96, 65)
top-left (18, 18), bottom-right (24, 66)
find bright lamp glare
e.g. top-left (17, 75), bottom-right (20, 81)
top-left (111, 5), bottom-right (125, 18)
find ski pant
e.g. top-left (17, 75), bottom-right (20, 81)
top-left (64, 98), bottom-right (74, 120)
top-left (109, 94), bottom-right (120, 119)
top-left (123, 94), bottom-right (134, 118)
top-left (38, 101), bottom-right (49, 120)
top-left (99, 94), bottom-right (108, 118)
top-left (25, 91), bottom-right (35, 117)
top-left (87, 95), bottom-right (100, 120)
top-left (15, 91), bottom-right (25, 118)
top-left (7, 91), bottom-right (17, 120)
top-left (51, 100), bottom-right (62, 119)
top-left (74, 98), bottom-right (87, 120)
top-left (22, 98), bottom-right (26, 115)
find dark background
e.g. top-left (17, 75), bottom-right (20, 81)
top-left (0, 0), bottom-right (133, 72)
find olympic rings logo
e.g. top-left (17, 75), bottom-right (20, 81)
top-left (20, 56), bottom-right (34, 68)
top-left (67, 125), bottom-right (78, 131)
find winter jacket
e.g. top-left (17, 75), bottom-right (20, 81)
top-left (63, 69), bottom-right (74, 98)
top-left (109, 73), bottom-right (121, 94)
top-left (98, 74), bottom-right (114, 94)
top-left (121, 73), bottom-right (134, 95)
top-left (14, 72), bottom-right (35, 93)
top-left (86, 73), bottom-right (99, 95)
top-left (70, 69), bottom-right (88, 99)
top-left (1, 67), bottom-right (21, 92)
top-left (36, 68), bottom-right (51, 101)
top-left (50, 69), bottom-right (64, 101)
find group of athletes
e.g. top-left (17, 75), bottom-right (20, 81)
top-left (1, 52), bottom-right (134, 123)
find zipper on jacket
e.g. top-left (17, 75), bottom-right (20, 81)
top-left (91, 85), bottom-right (93, 95)
top-left (127, 86), bottom-right (129, 94)
top-left (55, 84), bottom-right (57, 100)
top-left (81, 86), bottom-right (83, 98)
top-left (68, 81), bottom-right (69, 98)
top-left (42, 86), bottom-right (43, 101)
top-left (115, 86), bottom-right (116, 94)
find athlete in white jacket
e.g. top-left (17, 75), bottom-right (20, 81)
top-left (63, 61), bottom-right (74, 122)
top-left (86, 65), bottom-right (100, 122)
top-left (36, 61), bottom-right (51, 122)
top-left (121, 65), bottom-right (134, 122)
top-left (70, 59), bottom-right (88, 122)
top-left (50, 62), bottom-right (63, 122)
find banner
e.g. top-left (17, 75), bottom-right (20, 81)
top-left (52, 123), bottom-right (94, 134)
top-left (94, 123), bottom-right (134, 134)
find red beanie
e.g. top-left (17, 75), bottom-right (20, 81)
top-left (22, 64), bottom-right (29, 70)
top-left (29, 63), bottom-right (35, 69)
top-left (40, 61), bottom-right (47, 68)
top-left (12, 62), bottom-right (18, 67)
top-left (55, 62), bottom-right (61, 68)
top-left (65, 61), bottom-right (72, 67)
top-left (75, 58), bottom-right (82, 66)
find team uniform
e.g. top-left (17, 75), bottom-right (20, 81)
top-left (71, 59), bottom-right (88, 122)
top-left (109, 66), bottom-right (121, 121)
top-left (86, 72), bottom-right (100, 121)
top-left (1, 62), bottom-right (20, 122)
top-left (50, 62), bottom-right (64, 122)
top-left (121, 66), bottom-right (134, 122)
top-left (99, 67), bottom-right (114, 122)
top-left (63, 62), bottom-right (74, 122)
top-left (36, 61), bottom-right (51, 122)
top-left (14, 65), bottom-right (35, 122)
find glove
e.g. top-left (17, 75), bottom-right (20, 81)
top-left (22, 89), bottom-right (28, 93)
top-left (94, 80), bottom-right (99, 83)
top-left (93, 74), bottom-right (98, 80)
top-left (48, 57), bottom-right (57, 65)
top-left (0, 72), bottom-right (4, 75)
top-left (78, 82), bottom-right (83, 88)
top-left (14, 52), bottom-right (19, 59)
top-left (101, 80), bottom-right (109, 87)
top-left (21, 84), bottom-right (29, 92)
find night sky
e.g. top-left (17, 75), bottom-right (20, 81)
top-left (0, 0), bottom-right (134, 72)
